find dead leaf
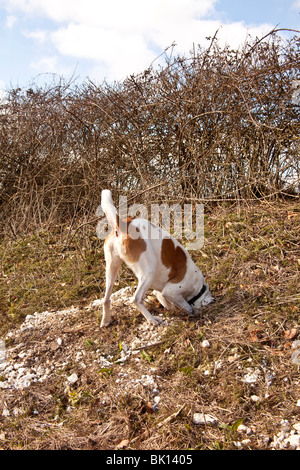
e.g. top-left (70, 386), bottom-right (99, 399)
top-left (146, 402), bottom-right (154, 413)
top-left (253, 268), bottom-right (261, 276)
top-left (228, 355), bottom-right (239, 363)
top-left (248, 332), bottom-right (259, 342)
top-left (283, 328), bottom-right (297, 340)
top-left (115, 439), bottom-right (130, 449)
top-left (247, 328), bottom-right (262, 342)
top-left (264, 346), bottom-right (284, 356)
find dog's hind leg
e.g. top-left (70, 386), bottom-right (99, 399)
top-left (101, 252), bottom-right (122, 327)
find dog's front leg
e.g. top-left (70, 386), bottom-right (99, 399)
top-left (161, 285), bottom-right (194, 314)
top-left (132, 277), bottom-right (163, 326)
top-left (153, 290), bottom-right (174, 310)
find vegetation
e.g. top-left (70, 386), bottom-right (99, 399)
top-left (0, 29), bottom-right (299, 449)
top-left (0, 202), bottom-right (299, 449)
top-left (0, 29), bottom-right (299, 235)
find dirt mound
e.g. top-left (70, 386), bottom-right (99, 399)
top-left (1, 286), bottom-right (300, 450)
top-left (1, 203), bottom-right (300, 450)
top-left (0, 288), bottom-right (177, 449)
top-left (0, 288), bottom-right (165, 392)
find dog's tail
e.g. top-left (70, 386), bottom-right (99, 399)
top-left (101, 189), bottom-right (119, 231)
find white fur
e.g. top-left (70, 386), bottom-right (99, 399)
top-left (98, 190), bottom-right (214, 327)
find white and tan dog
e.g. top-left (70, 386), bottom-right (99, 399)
top-left (98, 190), bottom-right (214, 327)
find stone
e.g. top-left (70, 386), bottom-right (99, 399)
top-left (192, 413), bottom-right (218, 426)
top-left (285, 434), bottom-right (300, 449)
top-left (293, 423), bottom-right (300, 433)
top-left (67, 373), bottom-right (78, 384)
top-left (250, 395), bottom-right (261, 402)
top-left (291, 349), bottom-right (300, 366)
top-left (242, 368), bottom-right (260, 384)
top-left (2, 408), bottom-right (10, 417)
top-left (237, 424), bottom-right (253, 435)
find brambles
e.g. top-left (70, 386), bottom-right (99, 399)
top-left (0, 30), bottom-right (299, 236)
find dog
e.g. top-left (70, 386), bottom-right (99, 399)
top-left (97, 189), bottom-right (214, 327)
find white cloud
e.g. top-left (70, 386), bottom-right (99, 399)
top-left (0, 0), bottom-right (277, 81)
top-left (5, 14), bottom-right (17, 28)
top-left (1, 0), bottom-right (217, 26)
top-left (50, 23), bottom-right (156, 79)
top-left (30, 55), bottom-right (58, 71)
top-left (217, 21), bottom-right (275, 49)
top-left (29, 54), bottom-right (79, 80)
top-left (0, 80), bottom-right (8, 104)
top-left (24, 28), bottom-right (47, 43)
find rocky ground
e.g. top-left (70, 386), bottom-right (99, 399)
top-left (1, 202), bottom-right (299, 450)
top-left (1, 287), bottom-right (300, 450)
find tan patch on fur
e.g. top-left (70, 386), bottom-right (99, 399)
top-left (118, 217), bottom-right (132, 233)
top-left (161, 237), bottom-right (187, 283)
top-left (104, 230), bottom-right (114, 245)
top-left (121, 219), bottom-right (146, 263)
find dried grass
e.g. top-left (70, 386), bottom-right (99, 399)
top-left (0, 201), bottom-right (299, 450)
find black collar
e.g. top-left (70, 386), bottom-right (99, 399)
top-left (188, 284), bottom-right (207, 305)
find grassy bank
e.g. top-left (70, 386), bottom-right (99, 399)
top-left (0, 200), bottom-right (299, 449)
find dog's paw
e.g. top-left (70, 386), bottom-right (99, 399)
top-left (100, 320), bottom-right (111, 328)
top-left (149, 315), bottom-right (164, 326)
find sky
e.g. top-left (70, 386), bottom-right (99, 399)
top-left (0, 0), bottom-right (299, 90)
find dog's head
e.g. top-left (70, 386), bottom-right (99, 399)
top-left (191, 284), bottom-right (215, 312)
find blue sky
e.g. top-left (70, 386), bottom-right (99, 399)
top-left (0, 0), bottom-right (299, 90)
